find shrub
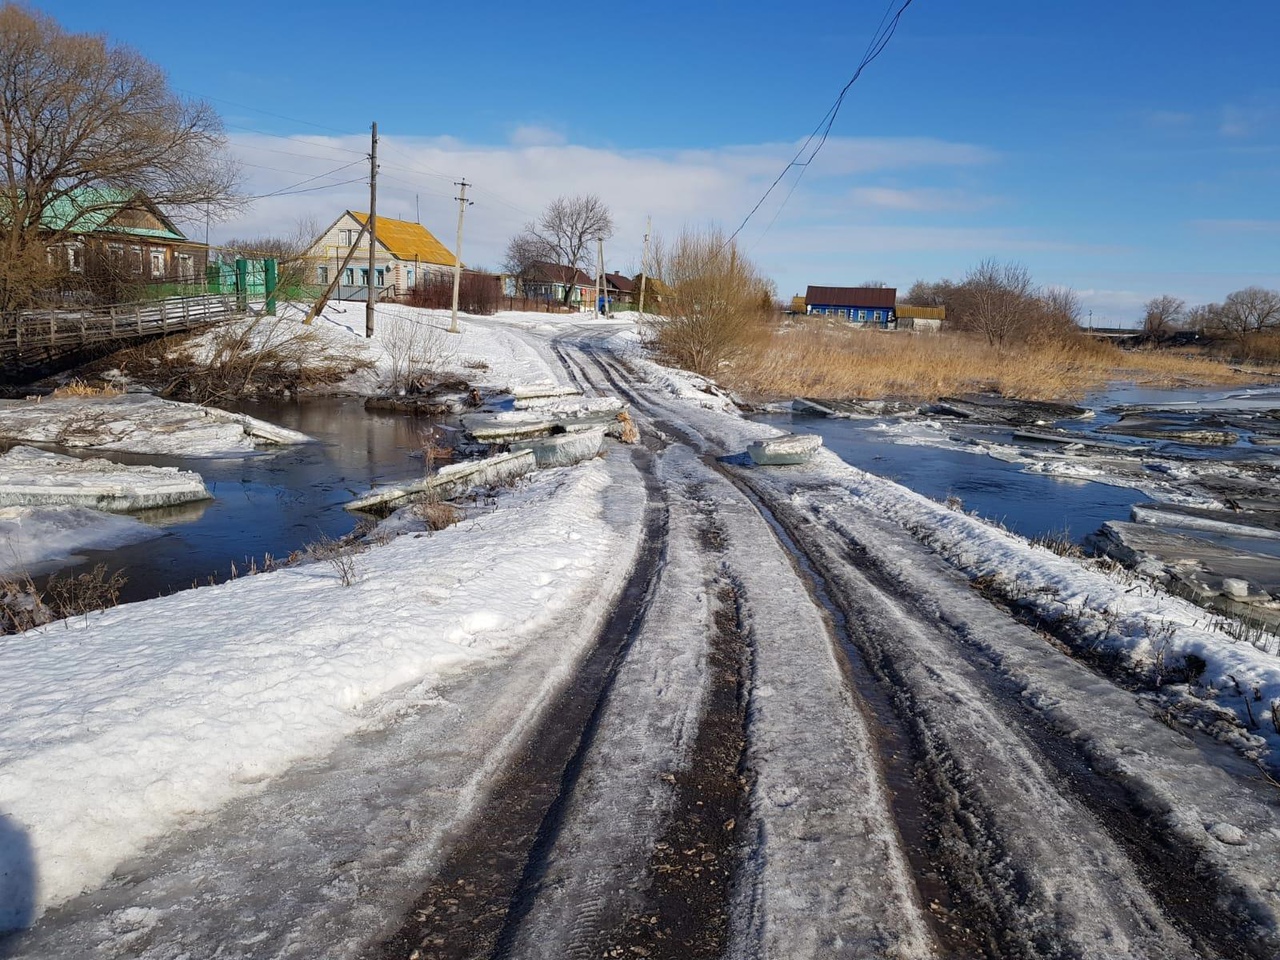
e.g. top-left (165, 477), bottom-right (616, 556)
top-left (646, 227), bottom-right (774, 377)
top-left (404, 270), bottom-right (500, 315)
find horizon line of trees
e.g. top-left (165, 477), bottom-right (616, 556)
top-left (1140, 288), bottom-right (1280, 346)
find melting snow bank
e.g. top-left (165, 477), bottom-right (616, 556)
top-left (0, 506), bottom-right (161, 576)
top-left (0, 394), bottom-right (310, 457)
top-left (0, 458), bottom-right (632, 930)
top-left (0, 446), bottom-right (210, 512)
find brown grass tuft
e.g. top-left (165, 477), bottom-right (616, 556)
top-left (726, 322), bottom-right (1250, 401)
top-left (50, 379), bottom-right (124, 398)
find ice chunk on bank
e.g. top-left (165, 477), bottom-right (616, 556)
top-left (748, 433), bottom-right (824, 466)
top-left (0, 446), bottom-right (210, 512)
top-left (0, 505), bottom-right (162, 576)
top-left (0, 394), bottom-right (310, 457)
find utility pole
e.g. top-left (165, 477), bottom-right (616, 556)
top-left (596, 236), bottom-right (606, 317)
top-left (366, 121), bottom-right (378, 339)
top-left (450, 180), bottom-right (471, 334)
top-left (638, 215), bottom-right (651, 316)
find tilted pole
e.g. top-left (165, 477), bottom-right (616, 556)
top-left (595, 236), bottom-right (605, 317)
top-left (302, 220), bottom-right (368, 325)
top-left (450, 180), bottom-right (471, 334)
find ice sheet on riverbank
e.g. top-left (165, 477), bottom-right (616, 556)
top-left (0, 458), bottom-right (633, 930)
top-left (0, 505), bottom-right (161, 576)
top-left (0, 446), bottom-right (210, 512)
top-left (0, 394), bottom-right (310, 457)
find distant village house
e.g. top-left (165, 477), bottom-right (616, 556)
top-left (306, 211), bottom-right (456, 299)
top-left (804, 285), bottom-right (898, 327)
top-left (510, 262), bottom-right (596, 307)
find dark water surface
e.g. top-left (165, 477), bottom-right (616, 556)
top-left (756, 384), bottom-right (1280, 545)
top-left (754, 411), bottom-right (1146, 544)
top-left (56, 398), bottom-right (432, 604)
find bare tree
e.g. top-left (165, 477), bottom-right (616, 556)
top-left (502, 232), bottom-right (547, 296)
top-left (903, 278), bottom-right (955, 307)
top-left (950, 259), bottom-right (1037, 347)
top-left (1036, 285), bottom-right (1083, 343)
top-left (1212, 286), bottom-right (1280, 343)
top-left (507, 194), bottom-right (613, 304)
top-left (0, 4), bottom-right (240, 309)
top-left (1141, 294), bottom-right (1186, 342)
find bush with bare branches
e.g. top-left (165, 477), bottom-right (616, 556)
top-left (403, 271), bottom-right (499, 315)
top-left (646, 227), bottom-right (775, 377)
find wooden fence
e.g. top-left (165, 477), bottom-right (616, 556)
top-left (1, 294), bottom-right (241, 377)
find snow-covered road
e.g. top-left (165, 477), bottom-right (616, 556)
top-left (5, 308), bottom-right (1280, 959)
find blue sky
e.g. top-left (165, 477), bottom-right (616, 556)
top-left (42, 0), bottom-right (1280, 322)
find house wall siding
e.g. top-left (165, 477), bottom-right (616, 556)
top-left (306, 213), bottom-right (451, 291)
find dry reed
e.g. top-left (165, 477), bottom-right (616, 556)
top-left (50, 379), bottom-right (124, 398)
top-left (728, 322), bottom-right (1251, 401)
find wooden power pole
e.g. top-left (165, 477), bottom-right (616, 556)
top-left (638, 215), bottom-right (651, 316)
top-left (366, 121), bottom-right (378, 339)
top-left (596, 236), bottom-right (605, 317)
top-left (450, 180), bottom-right (471, 334)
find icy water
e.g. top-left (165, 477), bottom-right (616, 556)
top-left (755, 383), bottom-right (1280, 546)
top-left (755, 410), bottom-right (1146, 543)
top-left (45, 398), bottom-right (435, 604)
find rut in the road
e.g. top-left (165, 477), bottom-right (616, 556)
top-left (366, 445), bottom-right (669, 960)
top-left (567, 338), bottom-right (1265, 959)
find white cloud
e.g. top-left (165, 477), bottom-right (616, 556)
top-left (508, 124), bottom-right (566, 147)
top-left (204, 132), bottom-right (1002, 281)
top-left (848, 186), bottom-right (997, 213)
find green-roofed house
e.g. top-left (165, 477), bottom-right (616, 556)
top-left (39, 187), bottom-right (208, 287)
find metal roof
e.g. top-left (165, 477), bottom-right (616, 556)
top-left (530, 262), bottom-right (594, 287)
top-left (349, 212), bottom-right (455, 266)
top-left (40, 187), bottom-right (188, 242)
top-left (805, 285), bottom-right (897, 309)
top-left (605, 272), bottom-right (635, 293)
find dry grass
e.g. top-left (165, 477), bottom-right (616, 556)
top-left (728, 322), bottom-right (1252, 401)
top-left (50, 378), bottom-right (124, 398)
top-left (1, 563), bottom-right (127, 634)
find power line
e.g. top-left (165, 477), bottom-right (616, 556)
top-left (244, 158), bottom-right (365, 198)
top-left (725, 0), bottom-right (917, 248)
top-left (247, 176), bottom-right (366, 200)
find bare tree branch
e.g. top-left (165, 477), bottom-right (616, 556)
top-left (505, 194), bottom-right (613, 303)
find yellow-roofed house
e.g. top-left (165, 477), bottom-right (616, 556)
top-left (305, 211), bottom-right (457, 299)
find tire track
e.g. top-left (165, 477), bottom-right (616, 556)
top-left (567, 337), bottom-right (1240, 957)
top-left (367, 444), bottom-right (669, 960)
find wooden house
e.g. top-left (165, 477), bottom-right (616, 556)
top-left (520, 262), bottom-right (596, 306)
top-left (41, 187), bottom-right (208, 286)
top-left (305, 211), bottom-right (456, 298)
top-left (804, 286), bottom-right (898, 327)
top-left (604, 272), bottom-right (636, 307)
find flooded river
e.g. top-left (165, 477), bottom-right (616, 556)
top-left (754, 409), bottom-right (1147, 543)
top-left (755, 383), bottom-right (1280, 547)
top-left (48, 398), bottom-right (434, 604)
top-left (29, 382), bottom-right (1280, 607)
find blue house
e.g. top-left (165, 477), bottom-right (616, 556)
top-left (805, 285), bottom-right (897, 327)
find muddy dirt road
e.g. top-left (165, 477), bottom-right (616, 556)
top-left (370, 331), bottom-right (1280, 960)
